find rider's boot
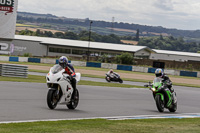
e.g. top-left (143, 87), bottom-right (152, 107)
top-left (172, 92), bottom-right (177, 104)
top-left (169, 86), bottom-right (176, 104)
top-left (71, 78), bottom-right (77, 91)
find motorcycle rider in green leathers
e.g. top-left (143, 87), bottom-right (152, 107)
top-left (155, 68), bottom-right (174, 93)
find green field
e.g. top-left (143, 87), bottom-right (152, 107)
top-left (0, 118), bottom-right (200, 133)
top-left (16, 23), bottom-right (39, 28)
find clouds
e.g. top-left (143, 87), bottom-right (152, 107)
top-left (18, 0), bottom-right (200, 30)
top-left (154, 0), bottom-right (174, 11)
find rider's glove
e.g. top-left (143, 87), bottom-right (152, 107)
top-left (166, 81), bottom-right (172, 86)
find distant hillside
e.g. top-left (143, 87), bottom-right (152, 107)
top-left (17, 11), bottom-right (200, 41)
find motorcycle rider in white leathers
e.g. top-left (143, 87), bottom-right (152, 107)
top-left (107, 69), bottom-right (118, 79)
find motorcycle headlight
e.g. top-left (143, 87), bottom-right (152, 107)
top-left (151, 88), bottom-right (156, 92)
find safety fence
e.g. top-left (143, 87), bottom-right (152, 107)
top-left (0, 56), bottom-right (200, 78)
top-left (0, 64), bottom-right (28, 78)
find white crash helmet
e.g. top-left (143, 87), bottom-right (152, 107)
top-left (58, 56), bottom-right (68, 68)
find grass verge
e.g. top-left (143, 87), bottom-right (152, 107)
top-left (82, 74), bottom-right (150, 83)
top-left (79, 80), bottom-right (144, 88)
top-left (0, 75), bottom-right (45, 83)
top-left (0, 118), bottom-right (200, 133)
top-left (0, 75), bottom-right (144, 88)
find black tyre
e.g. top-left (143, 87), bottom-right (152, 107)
top-left (169, 102), bottom-right (177, 112)
top-left (105, 77), bottom-right (110, 82)
top-left (155, 94), bottom-right (164, 112)
top-left (47, 90), bottom-right (58, 109)
top-left (67, 89), bottom-right (79, 109)
top-left (119, 79), bottom-right (123, 83)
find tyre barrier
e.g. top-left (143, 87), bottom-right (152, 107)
top-left (86, 62), bottom-right (101, 68)
top-left (148, 68), bottom-right (157, 73)
top-left (117, 65), bottom-right (132, 71)
top-left (180, 71), bottom-right (198, 77)
top-left (28, 58), bottom-right (41, 63)
top-left (9, 57), bottom-right (19, 62)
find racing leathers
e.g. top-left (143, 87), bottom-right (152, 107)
top-left (107, 71), bottom-right (118, 79)
top-left (161, 74), bottom-right (173, 92)
top-left (63, 63), bottom-right (76, 91)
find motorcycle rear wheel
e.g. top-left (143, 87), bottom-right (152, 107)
top-left (119, 79), bottom-right (123, 83)
top-left (47, 90), bottom-right (58, 109)
top-left (67, 89), bottom-right (79, 109)
top-left (169, 102), bottom-right (177, 112)
top-left (155, 95), bottom-right (164, 112)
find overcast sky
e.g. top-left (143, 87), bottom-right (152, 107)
top-left (18, 0), bottom-right (200, 30)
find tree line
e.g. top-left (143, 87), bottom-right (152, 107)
top-left (17, 12), bottom-right (200, 39)
top-left (138, 35), bottom-right (200, 53)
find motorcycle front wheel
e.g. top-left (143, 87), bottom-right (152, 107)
top-left (67, 89), bottom-right (79, 109)
top-left (169, 102), bottom-right (177, 112)
top-left (105, 76), bottom-right (110, 82)
top-left (119, 78), bottom-right (123, 83)
top-left (47, 90), bottom-right (59, 109)
top-left (155, 94), bottom-right (164, 112)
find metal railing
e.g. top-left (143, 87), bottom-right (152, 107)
top-left (0, 64), bottom-right (28, 78)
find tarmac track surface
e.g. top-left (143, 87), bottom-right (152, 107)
top-left (0, 81), bottom-right (200, 123)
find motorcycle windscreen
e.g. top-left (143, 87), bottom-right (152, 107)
top-left (153, 77), bottom-right (163, 87)
top-left (51, 64), bottom-right (63, 74)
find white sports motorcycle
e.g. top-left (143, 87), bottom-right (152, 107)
top-left (46, 64), bottom-right (81, 110)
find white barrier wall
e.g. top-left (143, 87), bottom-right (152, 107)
top-left (41, 58), bottom-right (56, 64)
top-left (197, 72), bottom-right (200, 78)
top-left (101, 63), bottom-right (117, 69)
top-left (164, 69), bottom-right (176, 76)
top-left (71, 61), bottom-right (86, 67)
top-left (174, 70), bottom-right (180, 76)
top-left (0, 56), bottom-right (9, 61)
top-left (132, 66), bottom-right (148, 73)
top-left (19, 57), bottom-right (28, 62)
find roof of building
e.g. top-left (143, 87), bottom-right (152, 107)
top-left (14, 35), bottom-right (154, 53)
top-left (153, 49), bottom-right (200, 57)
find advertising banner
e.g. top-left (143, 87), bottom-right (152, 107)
top-left (0, 0), bottom-right (18, 39)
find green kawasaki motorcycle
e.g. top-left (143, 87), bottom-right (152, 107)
top-left (144, 77), bottom-right (177, 112)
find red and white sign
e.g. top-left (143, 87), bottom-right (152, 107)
top-left (0, 0), bottom-right (18, 39)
